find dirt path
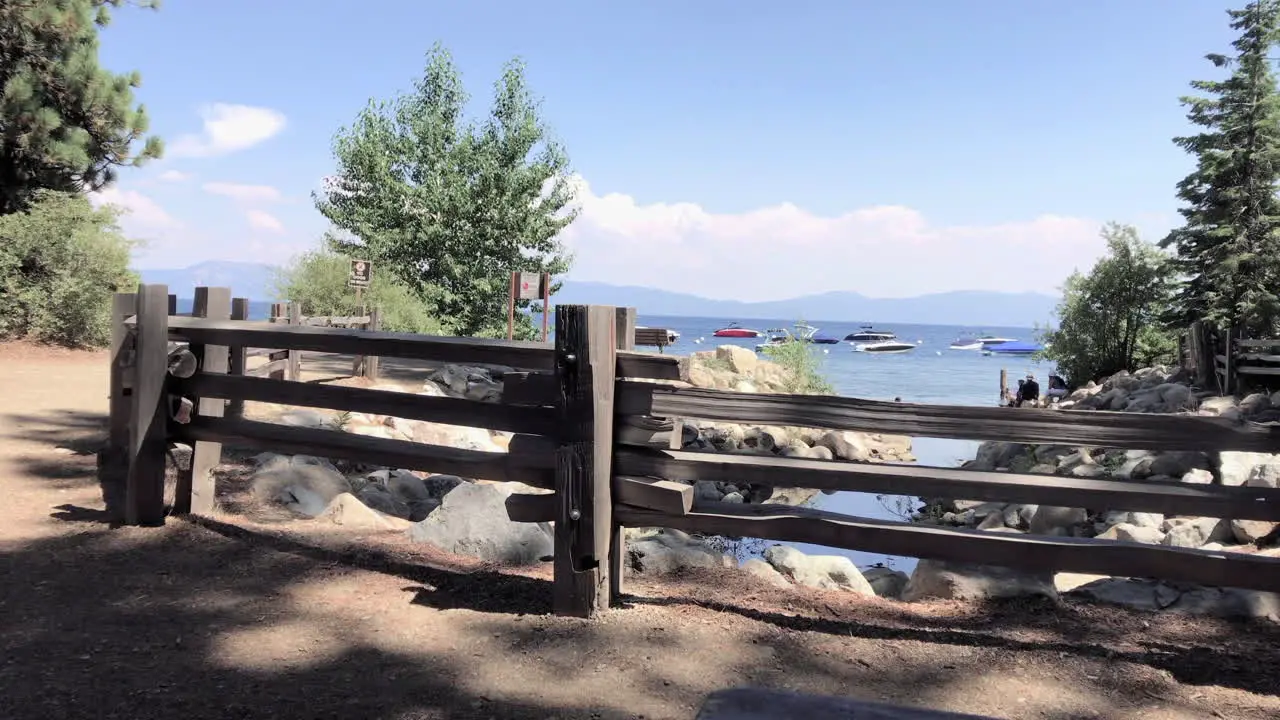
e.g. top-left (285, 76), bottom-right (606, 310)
top-left (3, 341), bottom-right (1280, 719)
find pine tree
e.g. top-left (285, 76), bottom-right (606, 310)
top-left (0, 0), bottom-right (163, 215)
top-left (1163, 0), bottom-right (1280, 335)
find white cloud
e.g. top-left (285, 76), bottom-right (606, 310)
top-left (204, 182), bottom-right (283, 204)
top-left (169, 103), bottom-right (287, 158)
top-left (157, 170), bottom-right (191, 183)
top-left (246, 209), bottom-right (286, 235)
top-left (90, 187), bottom-right (182, 229)
top-left (558, 176), bottom-right (1113, 300)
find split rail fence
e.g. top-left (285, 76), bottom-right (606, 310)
top-left (106, 285), bottom-right (1280, 618)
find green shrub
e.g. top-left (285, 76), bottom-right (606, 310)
top-left (0, 191), bottom-right (137, 347)
top-left (762, 323), bottom-right (835, 395)
top-left (273, 249), bottom-right (443, 335)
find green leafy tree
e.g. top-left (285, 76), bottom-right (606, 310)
top-left (1162, 0), bottom-right (1280, 335)
top-left (314, 44), bottom-right (576, 339)
top-left (0, 1), bottom-right (164, 215)
top-left (1041, 223), bottom-right (1178, 385)
top-left (0, 190), bottom-right (137, 346)
top-left (273, 249), bottom-right (443, 335)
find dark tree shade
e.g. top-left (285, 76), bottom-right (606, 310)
top-left (1162, 0), bottom-right (1280, 335)
top-left (0, 0), bottom-right (163, 215)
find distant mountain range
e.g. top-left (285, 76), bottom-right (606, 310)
top-left (137, 261), bottom-right (1059, 327)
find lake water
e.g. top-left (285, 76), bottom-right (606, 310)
top-left (181, 299), bottom-right (1055, 571)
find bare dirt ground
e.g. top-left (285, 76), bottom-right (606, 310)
top-left (3, 340), bottom-right (1280, 720)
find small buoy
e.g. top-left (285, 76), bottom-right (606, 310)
top-left (916, 339), bottom-right (923, 344)
top-left (936, 351), bottom-right (942, 356)
top-left (823, 348), bottom-right (829, 354)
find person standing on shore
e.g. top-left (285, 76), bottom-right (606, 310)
top-left (1019, 374), bottom-right (1040, 407)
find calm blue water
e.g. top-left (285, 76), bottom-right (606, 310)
top-left (182, 298), bottom-right (1053, 570)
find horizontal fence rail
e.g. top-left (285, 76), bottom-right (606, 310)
top-left (136, 316), bottom-right (680, 380)
top-left (614, 502), bottom-right (1280, 593)
top-left (178, 415), bottom-right (555, 489)
top-left (181, 372), bottom-right (557, 436)
top-left (614, 447), bottom-right (1280, 521)
top-left (616, 381), bottom-right (1280, 452)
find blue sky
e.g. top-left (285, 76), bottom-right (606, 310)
top-left (96, 1), bottom-right (1240, 300)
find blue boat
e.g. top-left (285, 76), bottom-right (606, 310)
top-left (983, 341), bottom-right (1043, 356)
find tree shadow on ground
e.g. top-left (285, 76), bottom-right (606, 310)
top-left (618, 574), bottom-right (1280, 698)
top-left (3, 409), bottom-right (108, 484)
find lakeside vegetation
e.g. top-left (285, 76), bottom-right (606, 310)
top-left (4, 0), bottom-right (1280, 394)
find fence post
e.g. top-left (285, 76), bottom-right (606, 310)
top-left (552, 304), bottom-right (618, 617)
top-left (286, 301), bottom-right (302, 381)
top-left (167, 293), bottom-right (177, 316)
top-left (609, 307), bottom-right (637, 603)
top-left (174, 287), bottom-right (231, 515)
top-left (102, 292), bottom-right (138, 522)
top-left (125, 284), bottom-right (170, 526)
top-left (227, 298), bottom-right (250, 419)
top-left (363, 307), bottom-right (381, 382)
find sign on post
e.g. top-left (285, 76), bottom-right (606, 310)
top-left (515, 271), bottom-right (544, 300)
top-left (348, 259), bottom-right (372, 288)
top-left (507, 270), bottom-right (553, 341)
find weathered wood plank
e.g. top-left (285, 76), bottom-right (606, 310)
top-left (177, 416), bottom-right (555, 489)
top-left (126, 284), bottom-right (171, 526)
top-left (613, 447), bottom-right (1280, 521)
top-left (616, 502), bottom-right (1280, 593)
top-left (616, 350), bottom-right (680, 380)
top-left (1237, 338), bottom-right (1280, 348)
top-left (154, 316), bottom-right (557, 370)
top-left (501, 371), bottom-right (558, 406)
top-left (616, 381), bottom-right (1280, 452)
top-left (696, 688), bottom-right (994, 720)
top-left (1236, 365), bottom-right (1280, 376)
top-left (552, 304), bottom-right (617, 617)
top-left (616, 476), bottom-right (693, 515)
top-left (174, 287), bottom-right (231, 516)
top-left (149, 315), bottom-right (680, 380)
top-left (227, 297), bottom-right (250, 419)
top-left (181, 372), bottom-right (558, 435)
top-left (615, 413), bottom-right (676, 447)
top-left (505, 492), bottom-right (558, 523)
top-left (286, 302), bottom-right (303, 381)
top-left (103, 292), bottom-right (137, 522)
top-left (611, 307), bottom-right (637, 602)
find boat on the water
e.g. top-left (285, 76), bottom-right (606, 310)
top-left (755, 323), bottom-right (836, 351)
top-left (951, 333), bottom-right (1017, 350)
top-left (712, 322), bottom-right (762, 338)
top-left (845, 326), bottom-right (897, 343)
top-left (853, 339), bottom-right (917, 354)
top-left (983, 341), bottom-right (1042, 356)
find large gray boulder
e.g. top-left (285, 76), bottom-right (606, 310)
top-left (902, 560), bottom-right (1057, 602)
top-left (251, 454), bottom-right (352, 517)
top-left (627, 529), bottom-right (733, 574)
top-left (405, 482), bottom-right (552, 565)
top-left (762, 545), bottom-right (875, 595)
top-left (1069, 578), bottom-right (1280, 620)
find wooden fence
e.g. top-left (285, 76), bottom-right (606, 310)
top-left (106, 285), bottom-right (1280, 619)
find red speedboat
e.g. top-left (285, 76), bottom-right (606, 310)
top-left (712, 322), bottom-right (762, 338)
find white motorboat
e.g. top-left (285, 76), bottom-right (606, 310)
top-left (845, 325), bottom-right (898, 343)
top-left (853, 339), bottom-right (917, 354)
top-left (950, 333), bottom-right (1017, 350)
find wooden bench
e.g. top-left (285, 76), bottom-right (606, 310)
top-left (633, 327), bottom-right (673, 352)
top-left (696, 688), bottom-right (994, 719)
